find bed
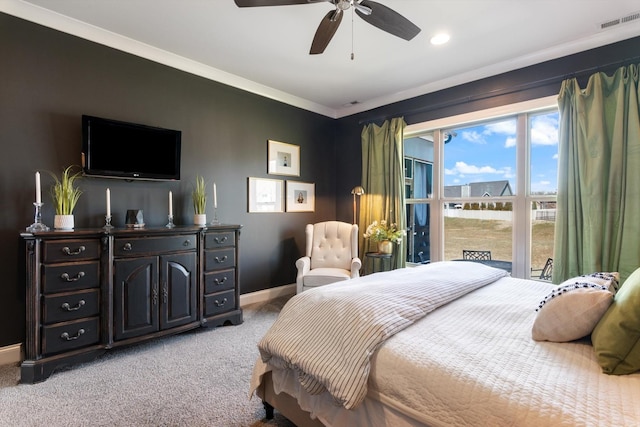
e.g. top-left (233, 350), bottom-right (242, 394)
top-left (249, 261), bottom-right (640, 426)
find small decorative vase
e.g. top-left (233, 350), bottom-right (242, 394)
top-left (194, 214), bottom-right (207, 226)
top-left (54, 214), bottom-right (75, 230)
top-left (378, 240), bottom-right (393, 254)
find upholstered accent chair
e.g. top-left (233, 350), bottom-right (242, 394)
top-left (295, 221), bottom-right (362, 294)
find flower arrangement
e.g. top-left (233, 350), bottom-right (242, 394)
top-left (363, 220), bottom-right (405, 243)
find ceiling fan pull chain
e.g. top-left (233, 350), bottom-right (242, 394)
top-left (351, 6), bottom-right (355, 60)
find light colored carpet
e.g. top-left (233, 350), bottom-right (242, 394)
top-left (0, 296), bottom-right (297, 427)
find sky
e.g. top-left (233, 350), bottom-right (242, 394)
top-left (443, 111), bottom-right (559, 194)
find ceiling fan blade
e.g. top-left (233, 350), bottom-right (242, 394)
top-left (310, 10), bottom-right (343, 55)
top-left (355, 0), bottom-right (421, 41)
top-left (234, 0), bottom-right (325, 6)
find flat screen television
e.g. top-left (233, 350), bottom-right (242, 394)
top-left (81, 115), bottom-right (182, 181)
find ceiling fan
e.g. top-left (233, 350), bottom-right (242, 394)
top-left (234, 0), bottom-right (421, 55)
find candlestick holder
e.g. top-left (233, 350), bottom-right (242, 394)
top-left (166, 215), bottom-right (175, 228)
top-left (26, 202), bottom-right (50, 232)
top-left (211, 208), bottom-right (220, 225)
top-left (103, 215), bottom-right (114, 230)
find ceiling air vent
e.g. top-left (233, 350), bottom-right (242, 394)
top-left (601, 11), bottom-right (640, 29)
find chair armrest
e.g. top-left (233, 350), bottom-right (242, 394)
top-left (350, 257), bottom-right (362, 278)
top-left (295, 256), bottom-right (311, 293)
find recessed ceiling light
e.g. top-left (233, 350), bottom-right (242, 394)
top-left (430, 33), bottom-right (450, 45)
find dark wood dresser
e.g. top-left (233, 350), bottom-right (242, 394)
top-left (20, 224), bottom-right (242, 383)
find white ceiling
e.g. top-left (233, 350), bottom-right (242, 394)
top-left (3, 0), bottom-right (640, 118)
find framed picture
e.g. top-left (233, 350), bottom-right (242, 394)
top-left (268, 140), bottom-right (300, 176)
top-left (286, 181), bottom-right (315, 212)
top-left (248, 177), bottom-right (284, 213)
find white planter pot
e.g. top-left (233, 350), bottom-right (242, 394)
top-left (54, 214), bottom-right (75, 230)
top-left (194, 214), bottom-right (207, 226)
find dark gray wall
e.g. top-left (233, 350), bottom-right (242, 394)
top-left (0, 13), bottom-right (337, 346)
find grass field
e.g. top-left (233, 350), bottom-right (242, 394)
top-left (443, 217), bottom-right (555, 273)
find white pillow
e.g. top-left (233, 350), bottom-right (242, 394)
top-left (532, 273), bottom-right (619, 342)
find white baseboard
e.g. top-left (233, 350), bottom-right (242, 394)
top-left (240, 283), bottom-right (295, 307)
top-left (0, 285), bottom-right (294, 367)
top-left (0, 343), bottom-right (22, 367)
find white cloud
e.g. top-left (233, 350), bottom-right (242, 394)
top-left (446, 162), bottom-right (512, 179)
top-left (531, 114), bottom-right (559, 146)
top-left (461, 130), bottom-right (486, 144)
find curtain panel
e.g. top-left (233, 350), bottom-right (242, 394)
top-left (360, 117), bottom-right (407, 270)
top-left (555, 64), bottom-right (640, 283)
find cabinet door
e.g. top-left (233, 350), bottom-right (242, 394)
top-left (160, 252), bottom-right (197, 330)
top-left (114, 257), bottom-right (158, 340)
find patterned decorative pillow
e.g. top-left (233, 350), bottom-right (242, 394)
top-left (532, 272), bottom-right (619, 343)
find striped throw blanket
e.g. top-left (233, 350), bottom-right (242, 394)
top-left (258, 261), bottom-right (508, 409)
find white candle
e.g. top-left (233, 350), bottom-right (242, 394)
top-left (106, 188), bottom-right (111, 217)
top-left (35, 171), bottom-right (41, 204)
top-left (169, 191), bottom-right (173, 216)
top-left (213, 183), bottom-right (217, 209)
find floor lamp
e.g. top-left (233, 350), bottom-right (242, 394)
top-left (351, 186), bottom-right (365, 224)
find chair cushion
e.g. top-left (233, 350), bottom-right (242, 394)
top-left (303, 268), bottom-right (351, 288)
top-left (309, 222), bottom-right (354, 271)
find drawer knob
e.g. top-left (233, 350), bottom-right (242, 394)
top-left (214, 298), bottom-right (228, 307)
top-left (214, 255), bottom-right (228, 264)
top-left (60, 328), bottom-right (85, 341)
top-left (61, 300), bottom-right (86, 311)
top-left (62, 246), bottom-right (86, 256)
top-left (214, 236), bottom-right (228, 244)
top-left (123, 242), bottom-right (133, 251)
top-left (214, 277), bottom-right (228, 285)
top-left (183, 240), bottom-right (191, 247)
top-left (60, 271), bottom-right (85, 282)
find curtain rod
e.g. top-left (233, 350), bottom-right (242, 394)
top-left (358, 55), bottom-right (640, 126)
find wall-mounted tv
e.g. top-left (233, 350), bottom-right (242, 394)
top-left (81, 115), bottom-right (182, 181)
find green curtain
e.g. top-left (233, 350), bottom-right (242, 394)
top-left (555, 64), bottom-right (640, 284)
top-left (359, 117), bottom-right (406, 270)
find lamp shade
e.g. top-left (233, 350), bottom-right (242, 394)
top-left (351, 186), bottom-right (365, 196)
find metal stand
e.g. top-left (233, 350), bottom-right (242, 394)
top-left (166, 215), bottom-right (175, 228)
top-left (26, 202), bottom-right (50, 232)
top-left (103, 215), bottom-right (114, 230)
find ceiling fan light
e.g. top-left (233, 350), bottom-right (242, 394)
top-left (430, 33), bottom-right (450, 45)
top-left (337, 0), bottom-right (351, 11)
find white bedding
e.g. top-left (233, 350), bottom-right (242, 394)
top-left (251, 263), bottom-right (640, 426)
top-left (255, 261), bottom-right (507, 409)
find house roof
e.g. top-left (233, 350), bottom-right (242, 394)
top-left (444, 180), bottom-right (513, 198)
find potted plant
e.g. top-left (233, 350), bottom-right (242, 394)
top-left (50, 165), bottom-right (83, 230)
top-left (192, 175), bottom-right (207, 225)
top-left (363, 220), bottom-right (405, 253)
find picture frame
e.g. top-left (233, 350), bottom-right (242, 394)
top-left (268, 140), bottom-right (300, 176)
top-left (286, 181), bottom-right (315, 212)
top-left (248, 177), bottom-right (284, 213)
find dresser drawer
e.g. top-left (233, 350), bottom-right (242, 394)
top-left (204, 290), bottom-right (236, 317)
top-left (205, 231), bottom-right (236, 249)
top-left (43, 239), bottom-right (100, 263)
top-left (113, 234), bottom-right (197, 257)
top-left (42, 261), bottom-right (100, 293)
top-left (204, 268), bottom-right (235, 294)
top-left (204, 248), bottom-right (236, 271)
top-left (42, 289), bottom-right (100, 324)
top-left (42, 317), bottom-right (100, 355)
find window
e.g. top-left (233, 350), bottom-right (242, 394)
top-left (404, 96), bottom-right (558, 279)
top-left (404, 133), bottom-right (433, 264)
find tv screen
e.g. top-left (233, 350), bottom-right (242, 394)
top-left (81, 115), bottom-right (181, 181)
